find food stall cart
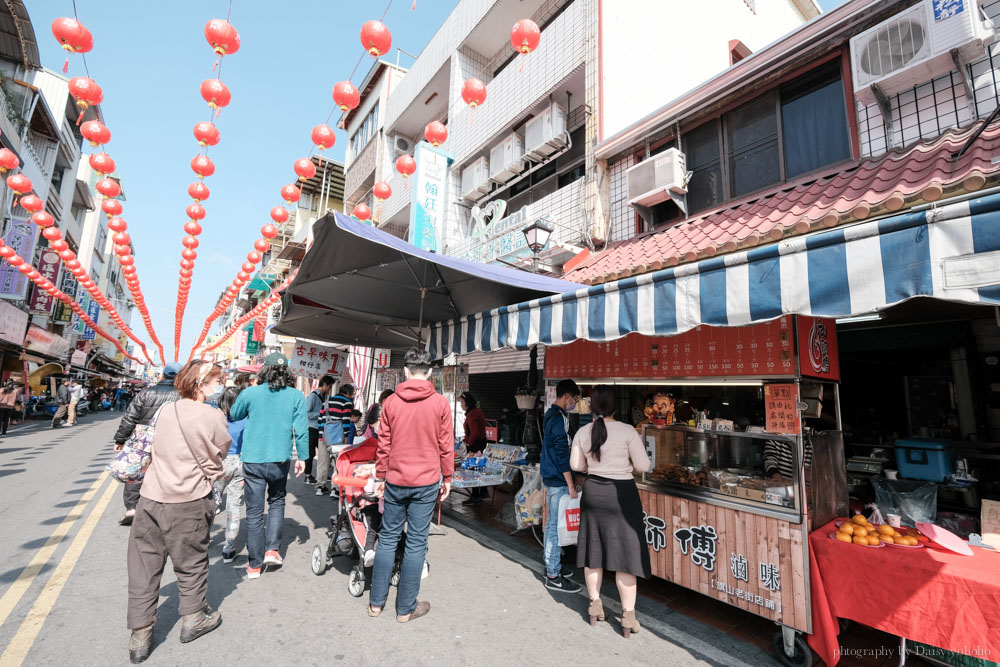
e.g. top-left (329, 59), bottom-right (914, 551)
top-left (546, 315), bottom-right (848, 666)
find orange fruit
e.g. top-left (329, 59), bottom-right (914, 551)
top-left (877, 525), bottom-right (895, 536)
top-left (853, 536), bottom-right (869, 546)
top-left (854, 527), bottom-right (868, 538)
top-left (851, 515), bottom-right (868, 526)
top-left (836, 532), bottom-right (852, 543)
top-left (882, 536), bottom-right (894, 544)
top-left (838, 524), bottom-right (855, 536)
top-left (893, 530), bottom-right (903, 538)
top-left (867, 535), bottom-right (880, 546)
top-left (903, 536), bottom-right (918, 546)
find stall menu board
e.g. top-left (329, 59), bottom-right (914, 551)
top-left (545, 317), bottom-right (795, 379)
top-left (764, 383), bottom-right (801, 435)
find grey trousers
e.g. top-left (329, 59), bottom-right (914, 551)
top-left (123, 481), bottom-right (142, 511)
top-left (126, 495), bottom-right (214, 629)
top-left (314, 444), bottom-right (349, 490)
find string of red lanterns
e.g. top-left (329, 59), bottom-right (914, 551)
top-left (172, 17), bottom-right (241, 362)
top-left (52, 14), bottom-right (164, 365)
top-left (200, 273), bottom-right (294, 357)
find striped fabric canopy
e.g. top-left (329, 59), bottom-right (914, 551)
top-left (427, 191), bottom-right (1000, 359)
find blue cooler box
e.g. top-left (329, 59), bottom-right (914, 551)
top-left (895, 438), bottom-right (953, 482)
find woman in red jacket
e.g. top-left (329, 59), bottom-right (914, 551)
top-left (459, 391), bottom-right (489, 505)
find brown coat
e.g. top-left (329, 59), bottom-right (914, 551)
top-left (141, 399), bottom-right (231, 504)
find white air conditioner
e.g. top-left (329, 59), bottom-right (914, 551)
top-left (489, 133), bottom-right (525, 183)
top-left (461, 156), bottom-right (490, 200)
top-left (392, 135), bottom-right (412, 155)
top-left (851, 0), bottom-right (995, 106)
top-left (524, 103), bottom-right (568, 160)
top-left (627, 148), bottom-right (689, 213)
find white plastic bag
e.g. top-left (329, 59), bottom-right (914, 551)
top-left (557, 492), bottom-right (581, 547)
top-left (514, 467), bottom-right (544, 529)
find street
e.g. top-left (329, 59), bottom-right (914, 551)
top-left (0, 413), bottom-right (781, 666)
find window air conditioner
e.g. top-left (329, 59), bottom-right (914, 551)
top-left (489, 133), bottom-right (525, 183)
top-left (626, 148), bottom-right (689, 216)
top-left (392, 135), bottom-right (412, 155)
top-left (461, 156), bottom-right (490, 200)
top-left (524, 103), bottom-right (568, 161)
top-left (851, 0), bottom-right (994, 106)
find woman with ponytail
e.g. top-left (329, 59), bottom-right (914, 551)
top-left (570, 385), bottom-right (651, 638)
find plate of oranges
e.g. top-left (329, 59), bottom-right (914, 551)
top-left (830, 515), bottom-right (886, 547)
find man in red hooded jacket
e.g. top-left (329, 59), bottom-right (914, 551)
top-left (369, 348), bottom-right (453, 622)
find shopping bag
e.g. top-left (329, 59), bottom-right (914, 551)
top-left (106, 404), bottom-right (166, 483)
top-left (324, 422), bottom-right (344, 446)
top-left (557, 493), bottom-right (581, 546)
top-left (514, 466), bottom-right (544, 529)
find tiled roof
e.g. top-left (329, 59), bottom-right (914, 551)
top-left (569, 123), bottom-right (1000, 285)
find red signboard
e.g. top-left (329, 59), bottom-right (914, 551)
top-left (27, 250), bottom-right (61, 316)
top-left (796, 316), bottom-right (840, 381)
top-left (545, 316), bottom-right (797, 379)
top-left (764, 383), bottom-right (801, 435)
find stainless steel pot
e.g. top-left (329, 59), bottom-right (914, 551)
top-left (685, 432), bottom-right (714, 468)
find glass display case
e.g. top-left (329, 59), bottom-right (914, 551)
top-left (640, 425), bottom-right (801, 516)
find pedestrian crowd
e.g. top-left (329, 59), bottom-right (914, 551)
top-left (108, 347), bottom-right (649, 663)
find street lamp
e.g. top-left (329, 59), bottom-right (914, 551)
top-left (521, 217), bottom-right (553, 274)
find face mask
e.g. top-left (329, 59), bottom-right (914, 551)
top-left (566, 399), bottom-right (577, 413)
top-left (205, 385), bottom-right (224, 401)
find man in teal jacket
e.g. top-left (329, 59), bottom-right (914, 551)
top-left (229, 352), bottom-right (309, 578)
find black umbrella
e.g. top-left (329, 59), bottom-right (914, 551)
top-left (273, 211), bottom-right (579, 349)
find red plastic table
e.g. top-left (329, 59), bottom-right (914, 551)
top-left (808, 520), bottom-right (1000, 666)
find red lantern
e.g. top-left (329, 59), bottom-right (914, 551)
top-left (360, 20), bottom-right (392, 56)
top-left (68, 76), bottom-right (103, 122)
top-left (254, 238), bottom-right (270, 253)
top-left (182, 248), bottom-right (198, 261)
top-left (270, 206), bottom-right (289, 224)
top-left (179, 268), bottom-right (192, 277)
top-left (51, 18), bottom-right (93, 53)
top-left (80, 120), bottom-right (110, 146)
top-left (462, 78), bottom-right (487, 108)
top-left (240, 261), bottom-right (254, 273)
top-left (102, 199), bottom-right (123, 217)
top-left (247, 250), bottom-right (262, 263)
top-left (19, 194), bottom-right (43, 212)
top-left (191, 155), bottom-right (216, 178)
top-left (237, 270), bottom-right (250, 281)
top-left (115, 244), bottom-right (131, 257)
top-left (113, 231), bottom-right (131, 246)
top-left (5, 174), bottom-right (32, 195)
top-left (183, 235), bottom-right (200, 249)
top-left (193, 121), bottom-right (221, 147)
top-left (0, 148), bottom-right (19, 173)
top-left (395, 154), bottom-right (416, 178)
top-left (293, 158), bottom-right (316, 182)
top-left (204, 19), bottom-right (240, 56)
top-left (180, 259), bottom-right (194, 270)
top-left (424, 121), bottom-right (447, 146)
top-left (43, 227), bottom-right (62, 242)
top-left (26, 269), bottom-right (41, 280)
top-left (261, 223), bottom-right (278, 239)
top-left (16, 264), bottom-right (31, 275)
top-left (510, 19), bottom-right (541, 54)
top-left (50, 240), bottom-right (69, 252)
top-left (188, 182), bottom-right (211, 202)
top-left (108, 216), bottom-right (128, 232)
top-left (89, 152), bottom-right (116, 174)
top-left (184, 220), bottom-right (203, 236)
top-left (332, 81), bottom-right (360, 111)
top-left (200, 79), bottom-right (231, 110)
top-left (31, 211), bottom-right (54, 228)
top-left (280, 184), bottom-right (301, 204)
top-left (59, 249), bottom-right (76, 262)
top-left (311, 124), bottom-right (336, 150)
top-left (373, 181), bottom-right (392, 201)
top-left (95, 177), bottom-right (121, 198)
top-left (353, 203), bottom-right (371, 220)
top-left (119, 254), bottom-right (135, 267)
top-left (186, 203), bottom-right (207, 220)
top-left (5, 253), bottom-right (22, 266)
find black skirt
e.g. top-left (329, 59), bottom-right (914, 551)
top-left (576, 475), bottom-right (651, 578)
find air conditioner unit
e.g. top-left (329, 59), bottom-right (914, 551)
top-left (627, 148), bottom-right (689, 214)
top-left (524, 103), bottom-right (568, 161)
top-left (392, 135), bottom-right (412, 155)
top-left (489, 133), bottom-right (525, 183)
top-left (461, 156), bottom-right (490, 200)
top-left (851, 0), bottom-right (995, 106)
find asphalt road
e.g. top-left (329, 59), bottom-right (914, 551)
top-left (0, 412), bottom-right (781, 666)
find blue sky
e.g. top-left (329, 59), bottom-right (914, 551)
top-left (27, 1), bottom-right (460, 362)
top-left (818, 0), bottom-right (850, 10)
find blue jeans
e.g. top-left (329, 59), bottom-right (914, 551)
top-left (242, 461), bottom-right (289, 569)
top-left (370, 481), bottom-right (439, 615)
top-left (544, 484), bottom-right (569, 577)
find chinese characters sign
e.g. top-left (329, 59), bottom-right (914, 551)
top-left (764, 383), bottom-right (800, 435)
top-left (409, 142), bottom-right (452, 252)
top-left (796, 316), bottom-right (839, 380)
top-left (28, 251), bottom-right (61, 315)
top-left (933, 0), bottom-right (964, 21)
top-left (0, 219), bottom-right (36, 301)
top-left (82, 294), bottom-right (100, 341)
top-left (290, 339), bottom-right (347, 379)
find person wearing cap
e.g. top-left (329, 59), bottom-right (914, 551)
top-left (113, 363), bottom-right (182, 526)
top-left (229, 352), bottom-right (309, 579)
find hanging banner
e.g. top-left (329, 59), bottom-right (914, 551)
top-left (54, 271), bottom-right (77, 323)
top-left (408, 142), bottom-right (454, 252)
top-left (71, 292), bottom-right (90, 335)
top-left (374, 348), bottom-right (391, 368)
top-left (23, 324), bottom-right (71, 359)
top-left (0, 219), bottom-right (37, 301)
top-left (290, 339), bottom-right (347, 379)
top-left (0, 300), bottom-right (29, 346)
top-left (82, 296), bottom-right (100, 341)
top-left (27, 251), bottom-right (62, 315)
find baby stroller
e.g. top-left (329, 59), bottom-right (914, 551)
top-left (310, 438), bottom-right (404, 597)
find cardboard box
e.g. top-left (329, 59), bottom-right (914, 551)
top-left (982, 499), bottom-right (1000, 550)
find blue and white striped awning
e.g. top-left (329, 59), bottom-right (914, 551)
top-left (427, 191), bottom-right (1000, 359)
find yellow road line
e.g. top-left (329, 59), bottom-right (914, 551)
top-left (0, 472), bottom-right (110, 630)
top-left (0, 478), bottom-right (118, 666)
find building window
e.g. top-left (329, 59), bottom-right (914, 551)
top-left (492, 126), bottom-right (585, 209)
top-left (679, 61), bottom-right (851, 215)
top-left (349, 101), bottom-right (379, 159)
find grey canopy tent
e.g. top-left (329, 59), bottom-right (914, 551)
top-left (273, 211), bottom-right (579, 349)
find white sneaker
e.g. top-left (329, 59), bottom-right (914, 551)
top-left (329, 488), bottom-right (338, 498)
top-left (363, 549), bottom-right (376, 568)
top-left (315, 487), bottom-right (327, 496)
top-left (421, 561), bottom-right (430, 580)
